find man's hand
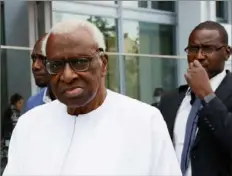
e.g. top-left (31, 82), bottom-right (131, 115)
top-left (184, 60), bottom-right (214, 99)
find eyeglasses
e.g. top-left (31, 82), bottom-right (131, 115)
top-left (46, 49), bottom-right (103, 75)
top-left (184, 45), bottom-right (226, 55)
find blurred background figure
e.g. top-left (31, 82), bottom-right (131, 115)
top-left (151, 87), bottom-right (164, 107)
top-left (1, 93), bottom-right (24, 174)
top-left (2, 93), bottom-right (24, 139)
top-left (25, 34), bottom-right (55, 112)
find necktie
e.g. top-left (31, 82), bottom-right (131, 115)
top-left (180, 97), bottom-right (202, 175)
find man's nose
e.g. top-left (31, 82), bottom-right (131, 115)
top-left (33, 59), bottom-right (43, 69)
top-left (195, 48), bottom-right (206, 61)
top-left (60, 63), bottom-right (78, 83)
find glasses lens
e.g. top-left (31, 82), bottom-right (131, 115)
top-left (46, 60), bottom-right (64, 74)
top-left (202, 46), bottom-right (219, 54)
top-left (70, 58), bottom-right (90, 72)
top-left (187, 47), bottom-right (200, 55)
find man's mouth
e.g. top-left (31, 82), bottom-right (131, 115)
top-left (63, 87), bottom-right (84, 97)
top-left (33, 72), bottom-right (46, 77)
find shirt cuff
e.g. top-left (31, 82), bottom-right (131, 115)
top-left (203, 93), bottom-right (216, 104)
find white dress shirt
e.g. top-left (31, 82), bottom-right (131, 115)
top-left (174, 70), bottom-right (226, 176)
top-left (42, 87), bottom-right (52, 104)
top-left (4, 89), bottom-right (181, 176)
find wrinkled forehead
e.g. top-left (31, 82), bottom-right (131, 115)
top-left (188, 29), bottom-right (221, 46)
top-left (46, 29), bottom-right (98, 59)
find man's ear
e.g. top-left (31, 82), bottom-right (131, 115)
top-left (101, 53), bottom-right (108, 76)
top-left (225, 46), bottom-right (231, 61)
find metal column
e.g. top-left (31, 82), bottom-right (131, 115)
top-left (117, 1), bottom-right (126, 95)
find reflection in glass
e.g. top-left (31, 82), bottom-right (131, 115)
top-left (53, 12), bottom-right (90, 25)
top-left (80, 1), bottom-right (117, 5)
top-left (122, 1), bottom-right (175, 11)
top-left (1, 1), bottom-right (5, 45)
top-left (1, 48), bottom-right (7, 116)
top-left (106, 55), bottom-right (119, 93)
top-left (122, 1), bottom-right (141, 8)
top-left (216, 1), bottom-right (228, 22)
top-left (1, 49), bottom-right (32, 114)
top-left (52, 12), bottom-right (119, 92)
top-left (138, 1), bottom-right (148, 8)
top-left (151, 1), bottom-right (175, 12)
top-left (123, 20), bottom-right (176, 104)
top-left (125, 55), bottom-right (140, 99)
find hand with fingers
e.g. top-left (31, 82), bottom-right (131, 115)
top-left (185, 60), bottom-right (214, 99)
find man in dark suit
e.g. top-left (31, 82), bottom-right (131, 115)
top-left (159, 21), bottom-right (232, 176)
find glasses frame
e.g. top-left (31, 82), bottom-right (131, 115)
top-left (184, 45), bottom-right (227, 55)
top-left (45, 48), bottom-right (104, 75)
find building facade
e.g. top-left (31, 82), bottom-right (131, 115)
top-left (1, 1), bottom-right (232, 114)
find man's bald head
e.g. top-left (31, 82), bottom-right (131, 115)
top-left (33, 34), bottom-right (48, 55)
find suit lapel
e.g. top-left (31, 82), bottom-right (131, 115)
top-left (169, 85), bottom-right (188, 140)
top-left (213, 71), bottom-right (232, 103)
top-left (192, 71), bottom-right (232, 149)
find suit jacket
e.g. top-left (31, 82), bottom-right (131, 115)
top-left (159, 71), bottom-right (232, 176)
top-left (2, 106), bottom-right (20, 140)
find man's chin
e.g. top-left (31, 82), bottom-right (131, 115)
top-left (35, 82), bottom-right (47, 88)
top-left (60, 94), bottom-right (94, 109)
top-left (62, 98), bottom-right (88, 108)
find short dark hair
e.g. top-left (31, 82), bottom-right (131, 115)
top-left (191, 21), bottom-right (228, 44)
top-left (10, 93), bottom-right (23, 106)
top-left (153, 88), bottom-right (164, 97)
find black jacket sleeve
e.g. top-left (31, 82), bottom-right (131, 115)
top-left (199, 96), bottom-right (232, 154)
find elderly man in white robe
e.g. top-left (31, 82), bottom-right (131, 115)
top-left (3, 20), bottom-right (181, 176)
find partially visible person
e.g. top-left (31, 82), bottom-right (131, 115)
top-left (25, 34), bottom-right (55, 112)
top-left (2, 93), bottom-right (24, 140)
top-left (159, 21), bottom-right (232, 176)
top-left (151, 87), bottom-right (164, 107)
top-left (1, 93), bottom-right (24, 174)
top-left (3, 19), bottom-right (181, 176)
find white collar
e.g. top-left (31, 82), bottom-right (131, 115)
top-left (210, 69), bottom-right (226, 92)
top-left (43, 88), bottom-right (52, 104)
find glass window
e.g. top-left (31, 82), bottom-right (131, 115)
top-left (1, 2), bottom-right (7, 116)
top-left (122, 1), bottom-right (142, 8)
top-left (1, 49), bottom-right (32, 114)
top-left (36, 1), bottom-right (46, 39)
top-left (151, 1), bottom-right (175, 12)
top-left (123, 1), bottom-right (175, 11)
top-left (3, 2), bottom-right (30, 47)
top-left (77, 1), bottom-right (117, 5)
top-left (1, 1), bottom-right (5, 45)
top-left (123, 20), bottom-right (176, 104)
top-left (52, 12), bottom-right (119, 92)
top-left (138, 1), bottom-right (148, 8)
top-left (216, 1), bottom-right (228, 22)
